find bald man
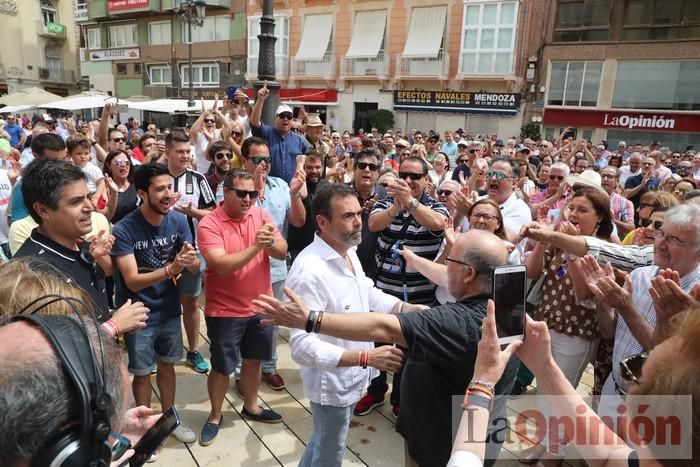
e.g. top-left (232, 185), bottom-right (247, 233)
top-left (254, 230), bottom-right (519, 467)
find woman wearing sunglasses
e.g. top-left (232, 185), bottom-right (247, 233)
top-left (519, 187), bottom-right (614, 466)
top-left (190, 96), bottom-right (232, 173)
top-left (622, 192), bottom-right (678, 246)
top-left (223, 122), bottom-right (245, 162)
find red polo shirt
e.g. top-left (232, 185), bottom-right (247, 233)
top-left (197, 204), bottom-right (279, 318)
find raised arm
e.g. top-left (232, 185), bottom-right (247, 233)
top-left (250, 82), bottom-right (269, 128)
top-left (97, 103), bottom-right (111, 148)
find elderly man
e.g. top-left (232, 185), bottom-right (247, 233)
top-left (359, 156), bottom-right (449, 417)
top-left (303, 114), bottom-right (329, 159)
top-left (481, 158), bottom-right (531, 235)
top-left (624, 156), bottom-right (660, 212)
top-left (528, 162), bottom-right (570, 219)
top-left (619, 152), bottom-right (642, 187)
top-left (254, 229), bottom-right (518, 467)
top-left (600, 166), bottom-right (635, 236)
top-left (275, 183), bottom-right (418, 467)
top-left (250, 83), bottom-right (309, 183)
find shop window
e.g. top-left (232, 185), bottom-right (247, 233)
top-left (553, 0), bottom-right (611, 42)
top-left (612, 60), bottom-right (700, 110)
top-left (116, 64), bottom-right (127, 75)
top-left (547, 61), bottom-right (602, 107)
top-left (622, 0), bottom-right (700, 40)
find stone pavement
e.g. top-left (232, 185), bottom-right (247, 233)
top-left (142, 324), bottom-right (593, 467)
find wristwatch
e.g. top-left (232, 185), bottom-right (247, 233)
top-left (408, 197), bottom-right (420, 211)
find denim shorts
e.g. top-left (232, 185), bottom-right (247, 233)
top-left (178, 252), bottom-right (205, 297)
top-left (124, 315), bottom-right (183, 376)
top-left (206, 315), bottom-right (273, 376)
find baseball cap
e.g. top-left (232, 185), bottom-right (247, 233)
top-left (275, 104), bottom-right (293, 116)
top-left (495, 139), bottom-right (504, 147)
top-left (457, 141), bottom-right (469, 148)
top-left (516, 144), bottom-right (530, 153)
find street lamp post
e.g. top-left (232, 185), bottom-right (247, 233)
top-left (173, 0), bottom-right (207, 108)
top-left (256, 0), bottom-right (279, 126)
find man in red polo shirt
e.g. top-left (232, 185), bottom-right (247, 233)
top-left (196, 168), bottom-right (288, 446)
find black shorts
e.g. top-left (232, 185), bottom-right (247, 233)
top-left (205, 315), bottom-right (273, 375)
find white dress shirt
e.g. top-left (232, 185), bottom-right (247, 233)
top-left (286, 234), bottom-right (400, 407)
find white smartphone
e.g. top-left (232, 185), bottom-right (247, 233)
top-left (492, 265), bottom-right (527, 344)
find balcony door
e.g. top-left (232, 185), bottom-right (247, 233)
top-left (353, 102), bottom-right (378, 134)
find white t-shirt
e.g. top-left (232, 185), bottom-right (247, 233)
top-left (80, 163), bottom-right (104, 193)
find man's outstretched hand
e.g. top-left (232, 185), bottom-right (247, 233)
top-left (253, 287), bottom-right (310, 329)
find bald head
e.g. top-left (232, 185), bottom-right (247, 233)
top-left (448, 230), bottom-right (508, 298)
top-left (0, 321), bottom-right (53, 360)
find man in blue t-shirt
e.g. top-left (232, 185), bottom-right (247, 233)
top-left (3, 115), bottom-right (25, 149)
top-left (111, 162), bottom-right (201, 445)
top-left (249, 83), bottom-right (309, 183)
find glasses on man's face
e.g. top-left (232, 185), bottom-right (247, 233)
top-left (639, 218), bottom-right (663, 230)
top-left (445, 257), bottom-right (473, 268)
top-left (278, 113), bottom-right (294, 120)
top-left (227, 188), bottom-right (259, 199)
top-left (357, 162), bottom-right (379, 172)
top-left (399, 172), bottom-right (424, 181)
top-left (678, 166), bottom-right (692, 172)
top-left (111, 137), bottom-right (125, 143)
top-left (204, 118), bottom-right (216, 123)
top-left (215, 152), bottom-right (232, 160)
top-left (486, 171), bottom-right (509, 181)
top-left (437, 189), bottom-right (453, 197)
top-left (654, 229), bottom-right (687, 246)
top-left (549, 174), bottom-right (564, 181)
top-left (414, 135), bottom-right (423, 140)
top-left (470, 212), bottom-right (497, 222)
top-left (620, 352), bottom-right (648, 393)
top-left (250, 156), bottom-right (269, 165)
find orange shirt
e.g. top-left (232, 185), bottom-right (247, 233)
top-left (197, 204), bottom-right (279, 318)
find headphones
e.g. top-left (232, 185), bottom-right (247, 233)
top-left (7, 295), bottom-right (113, 467)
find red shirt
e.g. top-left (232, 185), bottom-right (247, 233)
top-left (197, 204), bottom-right (279, 318)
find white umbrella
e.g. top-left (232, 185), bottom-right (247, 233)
top-left (0, 104), bottom-right (36, 114)
top-left (127, 99), bottom-right (218, 114)
top-left (0, 87), bottom-right (63, 106)
top-left (43, 92), bottom-right (131, 111)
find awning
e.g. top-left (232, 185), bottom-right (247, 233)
top-left (346, 10), bottom-right (387, 59)
top-left (43, 92), bottom-right (131, 111)
top-left (0, 104), bottom-right (36, 114)
top-left (0, 87), bottom-right (63, 106)
top-left (295, 14), bottom-right (333, 61)
top-left (127, 99), bottom-right (219, 114)
top-left (402, 6), bottom-right (447, 58)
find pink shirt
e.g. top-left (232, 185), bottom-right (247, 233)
top-left (197, 204), bottom-right (279, 318)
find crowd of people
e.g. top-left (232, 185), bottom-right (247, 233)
top-left (1, 85), bottom-right (699, 467)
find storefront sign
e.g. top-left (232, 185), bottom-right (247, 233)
top-left (90, 48), bottom-right (140, 61)
top-left (242, 88), bottom-right (338, 104)
top-left (108, 0), bottom-right (149, 10)
top-left (393, 91), bottom-right (520, 115)
top-left (544, 107), bottom-right (700, 133)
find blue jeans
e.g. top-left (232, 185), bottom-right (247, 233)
top-left (298, 401), bottom-right (354, 467)
top-left (262, 280), bottom-right (285, 374)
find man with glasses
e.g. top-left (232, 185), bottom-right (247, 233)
top-left (625, 156), bottom-right (660, 212)
top-left (250, 83), bottom-right (309, 183)
top-left (204, 140), bottom-right (234, 202)
top-left (482, 158), bottom-right (531, 236)
top-left (676, 160), bottom-right (693, 180)
top-left (425, 134), bottom-right (440, 165)
top-left (600, 166), bottom-right (635, 237)
top-left (240, 137), bottom-right (305, 391)
top-left (3, 115), bottom-right (25, 150)
top-left (350, 150), bottom-right (382, 279)
top-left (165, 131), bottom-right (216, 374)
top-left (451, 141), bottom-right (472, 182)
top-left (528, 162), bottom-right (570, 220)
top-left (356, 157), bottom-right (449, 418)
top-left (197, 169), bottom-right (286, 445)
top-left (288, 151), bottom-right (329, 261)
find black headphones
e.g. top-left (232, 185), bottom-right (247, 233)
top-left (8, 295), bottom-right (113, 467)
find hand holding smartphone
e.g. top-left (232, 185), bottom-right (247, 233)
top-left (128, 406), bottom-right (180, 467)
top-left (492, 265), bottom-right (527, 345)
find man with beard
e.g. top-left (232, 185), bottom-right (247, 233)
top-left (356, 156), bottom-right (449, 418)
top-left (350, 150), bottom-right (381, 278)
top-left (111, 162), bottom-right (200, 445)
top-left (268, 183), bottom-right (418, 466)
top-left (205, 140), bottom-right (233, 203)
top-left (288, 151), bottom-right (329, 261)
top-left (250, 83), bottom-right (309, 183)
top-left (197, 169), bottom-right (287, 446)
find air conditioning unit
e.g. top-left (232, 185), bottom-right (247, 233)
top-left (39, 67), bottom-right (50, 79)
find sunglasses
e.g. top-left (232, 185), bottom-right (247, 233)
top-left (232, 131), bottom-right (242, 137)
top-left (112, 159), bottom-right (130, 167)
top-left (357, 162), bottom-right (379, 171)
top-left (399, 172), bottom-right (424, 181)
top-left (111, 137), bottom-right (125, 143)
top-left (639, 218), bottom-right (663, 230)
top-left (486, 171), bottom-right (509, 181)
top-left (549, 174), bottom-right (564, 181)
top-left (291, 128), bottom-right (303, 133)
top-left (277, 113), bottom-right (294, 120)
top-left (457, 159), bottom-right (468, 164)
top-left (468, 149), bottom-right (478, 153)
top-left (674, 187), bottom-right (691, 195)
top-left (215, 152), bottom-right (232, 160)
top-left (620, 352), bottom-right (648, 393)
top-left (204, 119), bottom-right (216, 123)
top-left (227, 188), bottom-right (259, 199)
top-left (250, 156), bottom-right (269, 165)
top-left (437, 189), bottom-right (453, 196)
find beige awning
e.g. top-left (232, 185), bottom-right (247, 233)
top-left (402, 6), bottom-right (447, 58)
top-left (346, 10), bottom-right (387, 59)
top-left (295, 14), bottom-right (333, 61)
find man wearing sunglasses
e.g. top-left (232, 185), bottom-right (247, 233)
top-left (350, 150), bottom-right (382, 279)
top-left (358, 157), bottom-right (449, 418)
top-left (197, 169), bottom-right (287, 445)
top-left (250, 82), bottom-right (309, 183)
top-left (481, 158), bottom-right (532, 236)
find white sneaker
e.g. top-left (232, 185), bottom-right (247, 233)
top-left (146, 449), bottom-right (160, 463)
top-left (172, 423), bottom-right (197, 443)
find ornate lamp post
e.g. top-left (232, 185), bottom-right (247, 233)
top-left (255, 0), bottom-right (280, 125)
top-left (173, 0), bottom-right (207, 108)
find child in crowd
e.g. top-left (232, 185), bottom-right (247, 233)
top-left (66, 134), bottom-right (105, 208)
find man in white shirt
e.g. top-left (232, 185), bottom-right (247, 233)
top-left (483, 158), bottom-right (532, 237)
top-left (284, 183), bottom-right (422, 467)
top-left (618, 152), bottom-right (642, 187)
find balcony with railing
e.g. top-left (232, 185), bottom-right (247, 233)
top-left (340, 52), bottom-right (389, 79)
top-left (40, 68), bottom-right (76, 83)
top-left (245, 56), bottom-right (289, 82)
top-left (291, 52), bottom-right (335, 79)
top-left (37, 21), bottom-right (67, 39)
top-left (396, 50), bottom-right (449, 80)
